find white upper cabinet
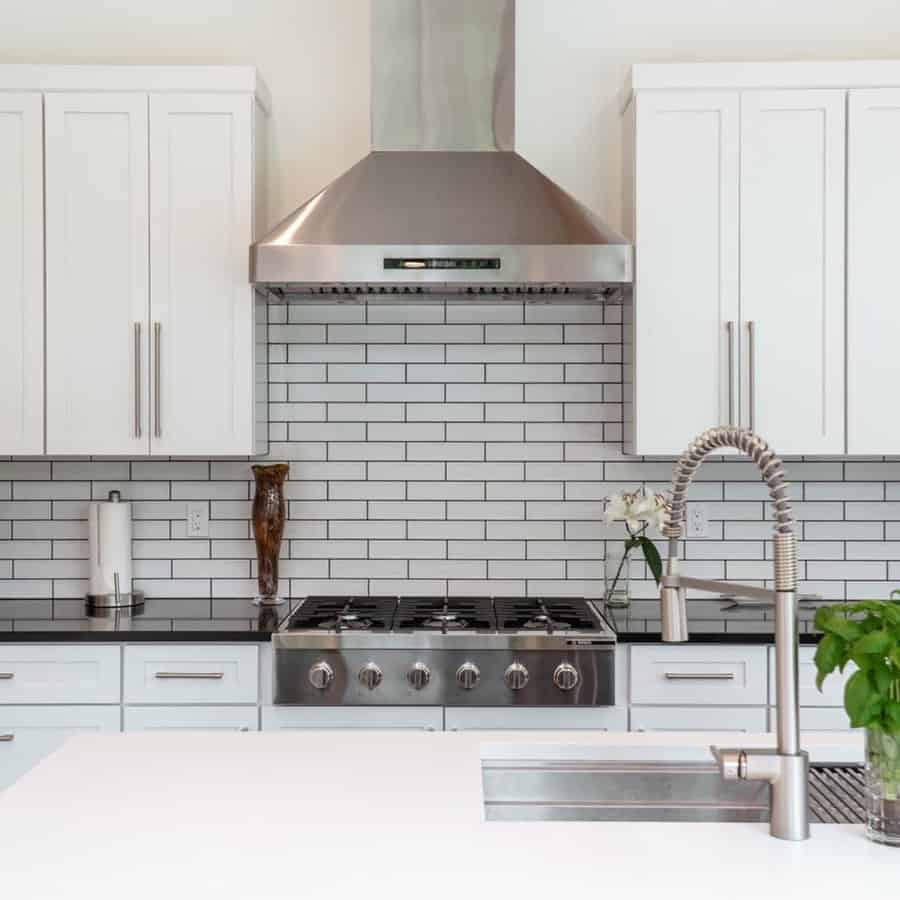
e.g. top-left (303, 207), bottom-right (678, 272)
top-left (149, 94), bottom-right (257, 456)
top-left (1, 65), bottom-right (268, 459)
top-left (847, 89), bottom-right (900, 454)
top-left (626, 64), bottom-right (868, 457)
top-left (45, 93), bottom-right (150, 456)
top-left (739, 90), bottom-right (846, 455)
top-left (628, 91), bottom-right (740, 455)
top-left (0, 93), bottom-right (44, 455)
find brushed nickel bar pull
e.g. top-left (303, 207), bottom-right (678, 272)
top-left (0, 673), bottom-right (14, 680)
top-left (0, 734), bottom-right (14, 743)
top-left (154, 672), bottom-right (224, 680)
top-left (153, 322), bottom-right (162, 439)
top-left (747, 320), bottom-right (757, 431)
top-left (726, 320), bottom-right (735, 426)
top-left (664, 672), bottom-right (736, 681)
top-left (134, 322), bottom-right (142, 438)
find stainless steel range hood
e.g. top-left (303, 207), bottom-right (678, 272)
top-left (251, 0), bottom-right (632, 298)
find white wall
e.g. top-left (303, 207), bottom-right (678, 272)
top-left (0, 0), bottom-right (372, 228)
top-left (2, 0), bottom-right (900, 229)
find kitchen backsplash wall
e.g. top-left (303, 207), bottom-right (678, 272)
top-left (2, 300), bottom-right (899, 632)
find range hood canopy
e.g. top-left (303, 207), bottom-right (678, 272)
top-left (251, 0), bottom-right (632, 297)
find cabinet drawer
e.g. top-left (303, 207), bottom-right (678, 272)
top-left (0, 705), bottom-right (120, 790)
top-left (768, 707), bottom-right (853, 733)
top-left (123, 645), bottom-right (258, 704)
top-left (630, 706), bottom-right (768, 733)
top-left (445, 707), bottom-right (628, 732)
top-left (630, 645), bottom-right (767, 705)
top-left (262, 706), bottom-right (442, 731)
top-left (0, 645), bottom-right (120, 704)
top-left (769, 645), bottom-right (855, 707)
top-left (124, 706), bottom-right (258, 732)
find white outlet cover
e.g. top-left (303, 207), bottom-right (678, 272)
top-left (186, 502), bottom-right (209, 538)
top-left (687, 503), bottom-right (709, 539)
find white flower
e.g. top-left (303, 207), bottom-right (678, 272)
top-left (604, 488), bottom-right (670, 534)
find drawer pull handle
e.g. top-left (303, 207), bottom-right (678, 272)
top-left (154, 672), bottom-right (225, 680)
top-left (664, 672), bottom-right (736, 681)
top-left (0, 734), bottom-right (13, 742)
top-left (0, 673), bottom-right (14, 680)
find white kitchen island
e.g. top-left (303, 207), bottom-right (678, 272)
top-left (0, 730), bottom-right (893, 899)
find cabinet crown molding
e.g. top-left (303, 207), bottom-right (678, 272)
top-left (0, 64), bottom-right (271, 113)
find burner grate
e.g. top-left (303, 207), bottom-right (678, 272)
top-left (288, 596), bottom-right (397, 632)
top-left (395, 596), bottom-right (495, 633)
top-left (494, 597), bottom-right (602, 634)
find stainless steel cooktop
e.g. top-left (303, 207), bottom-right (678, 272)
top-left (273, 596), bottom-right (616, 707)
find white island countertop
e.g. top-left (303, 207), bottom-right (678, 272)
top-left (0, 729), bottom-right (894, 899)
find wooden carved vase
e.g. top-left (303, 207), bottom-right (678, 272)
top-left (252, 464), bottom-right (289, 606)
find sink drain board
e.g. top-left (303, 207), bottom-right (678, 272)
top-left (482, 761), bottom-right (866, 824)
top-left (808, 765), bottom-right (865, 824)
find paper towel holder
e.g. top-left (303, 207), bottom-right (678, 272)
top-left (85, 490), bottom-right (145, 619)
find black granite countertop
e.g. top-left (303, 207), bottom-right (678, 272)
top-left (0, 598), bottom-right (819, 645)
top-left (0, 598), bottom-right (285, 642)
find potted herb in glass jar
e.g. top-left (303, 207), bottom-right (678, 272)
top-left (814, 594), bottom-right (900, 846)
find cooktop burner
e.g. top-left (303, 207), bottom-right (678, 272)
top-left (285, 595), bottom-right (611, 637)
top-left (394, 597), bottom-right (495, 633)
top-left (289, 596), bottom-right (396, 632)
top-left (493, 598), bottom-right (604, 634)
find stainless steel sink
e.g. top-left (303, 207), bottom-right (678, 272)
top-left (482, 759), bottom-right (865, 824)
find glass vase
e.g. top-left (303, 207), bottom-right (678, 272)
top-left (604, 546), bottom-right (632, 609)
top-left (866, 726), bottom-right (900, 846)
top-left (252, 463), bottom-right (289, 607)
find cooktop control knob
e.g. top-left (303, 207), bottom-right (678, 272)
top-left (456, 662), bottom-right (481, 690)
top-left (408, 662), bottom-right (431, 691)
top-left (358, 662), bottom-right (383, 691)
top-left (553, 662), bottom-right (580, 692)
top-left (504, 662), bottom-right (529, 691)
top-left (308, 661), bottom-right (334, 691)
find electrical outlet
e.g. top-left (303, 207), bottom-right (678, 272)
top-left (687, 503), bottom-right (709, 539)
top-left (186, 502), bottom-right (209, 538)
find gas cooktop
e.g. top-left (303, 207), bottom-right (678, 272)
top-left (273, 596), bottom-right (616, 708)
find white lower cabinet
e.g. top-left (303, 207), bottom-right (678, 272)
top-left (124, 706), bottom-right (259, 732)
top-left (0, 645), bottom-right (121, 704)
top-left (262, 706), bottom-right (443, 731)
top-left (630, 706), bottom-right (768, 733)
top-left (123, 644), bottom-right (259, 705)
top-left (444, 707), bottom-right (628, 731)
top-left (0, 705), bottom-right (120, 790)
top-left (630, 644), bottom-right (768, 706)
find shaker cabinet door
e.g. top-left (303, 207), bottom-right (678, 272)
top-left (0, 93), bottom-right (43, 455)
top-left (148, 93), bottom-right (256, 456)
top-left (630, 91), bottom-right (740, 455)
top-left (44, 92), bottom-right (150, 455)
top-left (739, 90), bottom-right (846, 455)
top-left (847, 89), bottom-right (900, 454)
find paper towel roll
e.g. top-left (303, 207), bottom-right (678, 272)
top-left (88, 493), bottom-right (133, 598)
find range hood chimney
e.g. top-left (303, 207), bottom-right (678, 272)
top-left (251, 0), bottom-right (632, 298)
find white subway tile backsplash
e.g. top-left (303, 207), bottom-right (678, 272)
top-left (407, 482), bottom-right (484, 500)
top-left (407, 324), bottom-right (483, 344)
top-left (2, 299), bottom-right (898, 625)
top-left (447, 345), bottom-right (522, 363)
top-left (487, 482), bottom-right (563, 501)
top-left (409, 559), bottom-right (486, 579)
top-left (447, 383), bottom-right (521, 402)
top-left (328, 324), bottom-right (403, 343)
top-left (368, 384), bottom-right (443, 402)
top-left (370, 541), bottom-right (446, 559)
top-left (367, 344), bottom-right (444, 363)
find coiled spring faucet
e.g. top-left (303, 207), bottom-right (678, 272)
top-left (659, 426), bottom-right (809, 841)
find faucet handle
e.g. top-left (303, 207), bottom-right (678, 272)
top-left (710, 745), bottom-right (744, 780)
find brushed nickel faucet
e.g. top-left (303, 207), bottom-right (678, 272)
top-left (659, 426), bottom-right (810, 841)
